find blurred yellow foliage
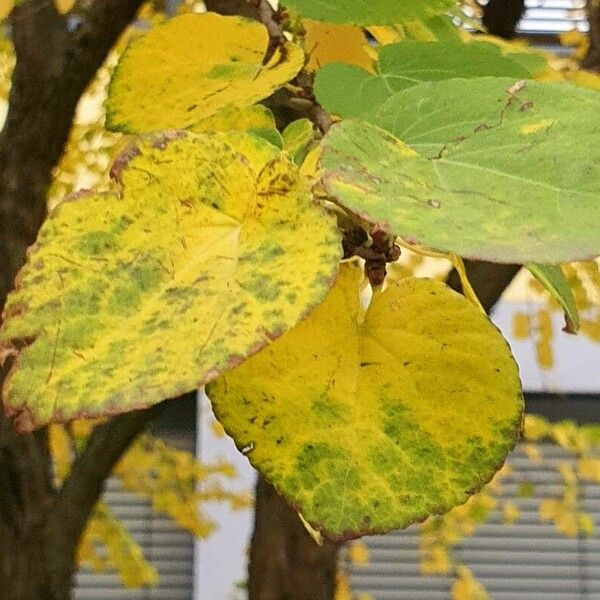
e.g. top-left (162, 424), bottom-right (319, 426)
top-left (79, 501), bottom-right (159, 588)
top-left (348, 541), bottom-right (370, 565)
top-left (560, 28), bottom-right (590, 61)
top-left (54, 422), bottom-right (251, 588)
top-left (512, 261), bottom-right (600, 370)
top-left (452, 566), bottom-right (490, 600)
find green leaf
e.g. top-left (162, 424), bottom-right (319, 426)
top-left (315, 41), bottom-right (532, 118)
top-left (315, 64), bottom-right (392, 119)
top-left (282, 118), bottom-right (315, 164)
top-left (320, 78), bottom-right (600, 264)
top-left (526, 264), bottom-right (580, 333)
top-left (248, 127), bottom-right (284, 149)
top-left (106, 13), bottom-right (304, 133)
top-left (208, 263), bottom-right (523, 540)
top-left (0, 131), bottom-right (341, 431)
top-left (281, 0), bottom-right (456, 25)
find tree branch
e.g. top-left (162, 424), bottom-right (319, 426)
top-left (0, 0), bottom-right (146, 595)
top-left (582, 0), bottom-right (600, 71)
top-left (446, 260), bottom-right (521, 314)
top-left (45, 393), bottom-right (193, 592)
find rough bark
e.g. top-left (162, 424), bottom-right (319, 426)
top-left (248, 477), bottom-right (339, 600)
top-left (481, 0), bottom-right (526, 39)
top-left (583, 0), bottom-right (600, 70)
top-left (0, 1), bottom-right (154, 598)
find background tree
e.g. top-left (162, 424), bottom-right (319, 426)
top-left (480, 0), bottom-right (525, 39)
top-left (0, 2), bottom-right (200, 598)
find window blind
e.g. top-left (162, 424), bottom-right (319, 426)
top-left (73, 411), bottom-right (197, 600)
top-left (519, 0), bottom-right (588, 33)
top-left (346, 444), bottom-right (600, 600)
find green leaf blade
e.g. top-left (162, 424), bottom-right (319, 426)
top-left (315, 41), bottom-right (532, 118)
top-left (320, 78), bottom-right (600, 264)
top-left (526, 263), bottom-right (580, 333)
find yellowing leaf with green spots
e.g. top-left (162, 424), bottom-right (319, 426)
top-left (106, 13), bottom-right (304, 133)
top-left (189, 104), bottom-right (276, 135)
top-left (208, 263), bottom-right (523, 540)
top-left (0, 131), bottom-right (341, 431)
top-left (320, 78), bottom-right (600, 264)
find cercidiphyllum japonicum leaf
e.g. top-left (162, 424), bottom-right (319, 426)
top-left (320, 77), bottom-right (600, 264)
top-left (0, 131), bottom-right (341, 432)
top-left (208, 263), bottom-right (523, 540)
top-left (105, 13), bottom-right (304, 134)
top-left (303, 19), bottom-right (373, 72)
top-left (526, 263), bottom-right (580, 333)
top-left (314, 41), bottom-right (532, 118)
top-left (280, 0), bottom-right (456, 25)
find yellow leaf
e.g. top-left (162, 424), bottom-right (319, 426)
top-left (282, 118), bottom-right (314, 164)
top-left (559, 29), bottom-right (590, 61)
top-left (54, 0), bottom-right (76, 12)
top-left (522, 443), bottom-right (543, 462)
top-left (0, 131), bottom-right (341, 429)
top-left (334, 570), bottom-right (352, 600)
top-left (577, 512), bottom-right (595, 536)
top-left (299, 145), bottom-right (322, 180)
top-left (348, 541), bottom-right (370, 565)
top-left (577, 457), bottom-right (600, 482)
top-left (453, 566), bottom-right (490, 600)
top-left (114, 433), bottom-right (252, 537)
top-left (49, 425), bottom-right (72, 483)
top-left (556, 511), bottom-right (579, 537)
top-left (421, 545), bottom-right (451, 574)
top-left (80, 502), bottom-right (158, 588)
top-left (562, 69), bottom-right (600, 91)
top-left (558, 462), bottom-right (577, 485)
top-left (367, 25), bottom-right (402, 45)
top-left (512, 312), bottom-right (530, 339)
top-left (189, 104), bottom-right (276, 134)
top-left (211, 419), bottom-right (226, 438)
top-left (209, 263), bottom-right (523, 540)
top-left (0, 0), bottom-right (10, 19)
top-left (502, 501), bottom-right (520, 525)
top-left (304, 19), bottom-right (373, 72)
top-left (523, 414), bottom-right (551, 441)
top-left (107, 13), bottom-right (304, 133)
top-left (539, 498), bottom-right (558, 521)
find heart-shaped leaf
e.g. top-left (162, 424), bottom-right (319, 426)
top-left (315, 41), bottom-right (532, 118)
top-left (0, 131), bottom-right (341, 431)
top-left (106, 13), bottom-right (304, 133)
top-left (208, 263), bottom-right (523, 540)
top-left (320, 78), bottom-right (600, 264)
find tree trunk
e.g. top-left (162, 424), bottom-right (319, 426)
top-left (248, 477), bottom-right (339, 600)
top-left (481, 0), bottom-right (526, 39)
top-left (0, 1), bottom-right (147, 597)
top-left (583, 0), bottom-right (600, 70)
